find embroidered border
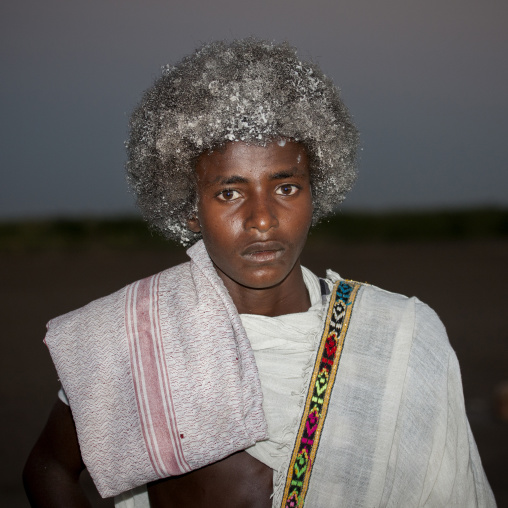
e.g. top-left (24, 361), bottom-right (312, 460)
top-left (280, 280), bottom-right (360, 508)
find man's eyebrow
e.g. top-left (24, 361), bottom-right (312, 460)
top-left (204, 175), bottom-right (249, 187)
top-left (204, 168), bottom-right (304, 187)
top-left (270, 168), bottom-right (304, 180)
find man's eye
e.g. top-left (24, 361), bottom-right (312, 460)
top-left (217, 189), bottom-right (240, 201)
top-left (276, 184), bottom-right (299, 196)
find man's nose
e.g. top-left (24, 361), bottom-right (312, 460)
top-left (244, 196), bottom-right (279, 232)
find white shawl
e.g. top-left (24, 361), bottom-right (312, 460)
top-left (273, 274), bottom-right (496, 507)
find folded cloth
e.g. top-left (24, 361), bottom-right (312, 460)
top-left (44, 240), bottom-right (268, 498)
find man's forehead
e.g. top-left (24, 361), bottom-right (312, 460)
top-left (194, 141), bottom-right (309, 185)
top-left (201, 138), bottom-right (304, 155)
top-left (197, 140), bottom-right (306, 165)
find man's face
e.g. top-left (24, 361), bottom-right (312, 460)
top-left (188, 140), bottom-right (313, 292)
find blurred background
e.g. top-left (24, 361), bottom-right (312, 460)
top-left (1, 0), bottom-right (507, 505)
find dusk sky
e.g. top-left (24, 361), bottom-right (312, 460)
top-left (1, 0), bottom-right (507, 219)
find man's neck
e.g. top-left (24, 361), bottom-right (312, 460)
top-left (217, 263), bottom-right (311, 317)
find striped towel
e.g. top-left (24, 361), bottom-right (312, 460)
top-left (44, 240), bottom-right (268, 497)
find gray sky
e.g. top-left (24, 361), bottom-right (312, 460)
top-left (1, 0), bottom-right (507, 219)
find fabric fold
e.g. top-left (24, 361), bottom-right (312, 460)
top-left (241, 266), bottom-right (326, 471)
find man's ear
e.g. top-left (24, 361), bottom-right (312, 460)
top-left (187, 216), bottom-right (201, 233)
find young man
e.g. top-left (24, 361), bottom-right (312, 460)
top-left (23, 39), bottom-right (495, 507)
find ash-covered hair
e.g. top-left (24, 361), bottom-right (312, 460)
top-left (126, 38), bottom-right (359, 245)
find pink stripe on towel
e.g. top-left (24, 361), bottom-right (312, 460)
top-left (126, 274), bottom-right (190, 477)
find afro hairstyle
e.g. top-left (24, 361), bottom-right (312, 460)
top-left (126, 38), bottom-right (359, 245)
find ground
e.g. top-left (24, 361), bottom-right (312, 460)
top-left (2, 238), bottom-right (507, 507)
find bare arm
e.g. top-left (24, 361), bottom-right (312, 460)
top-left (23, 399), bottom-right (92, 508)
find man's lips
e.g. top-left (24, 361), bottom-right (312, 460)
top-left (241, 241), bottom-right (285, 258)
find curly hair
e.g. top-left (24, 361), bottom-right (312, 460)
top-left (126, 38), bottom-right (359, 245)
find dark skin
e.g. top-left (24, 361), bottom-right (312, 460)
top-left (23, 400), bottom-right (91, 508)
top-left (188, 140), bottom-right (313, 316)
top-left (23, 140), bottom-right (314, 507)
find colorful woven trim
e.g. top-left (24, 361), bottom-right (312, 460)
top-left (280, 280), bottom-right (360, 508)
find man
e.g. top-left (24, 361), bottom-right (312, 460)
top-left (23, 38), bottom-right (495, 507)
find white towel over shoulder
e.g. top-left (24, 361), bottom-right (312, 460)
top-left (44, 240), bottom-right (267, 498)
